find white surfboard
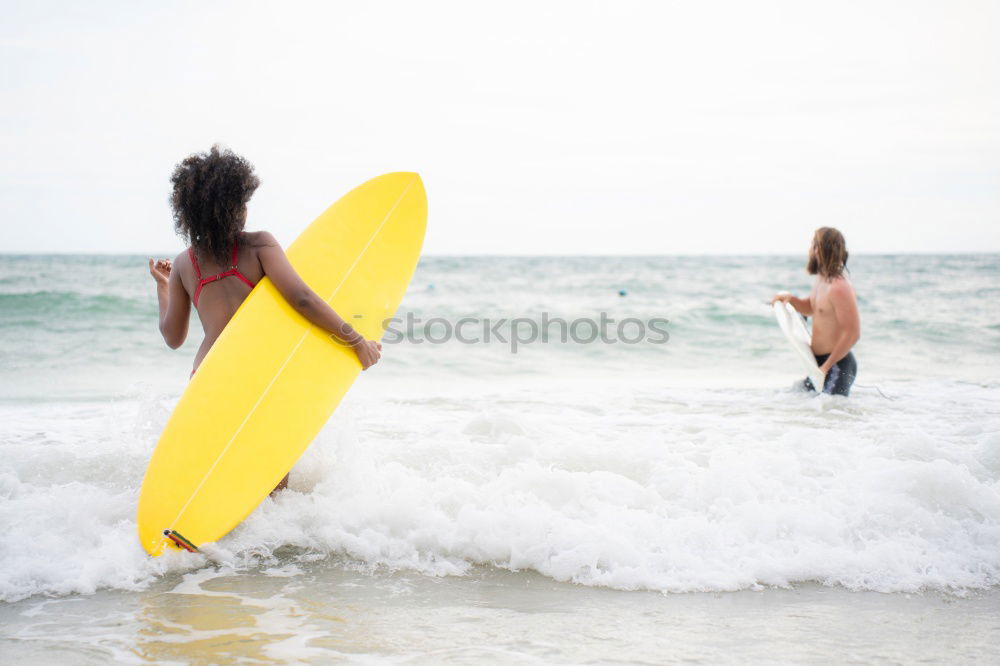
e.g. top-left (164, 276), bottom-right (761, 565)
top-left (772, 300), bottom-right (825, 391)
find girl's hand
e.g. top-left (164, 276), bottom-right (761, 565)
top-left (149, 258), bottom-right (172, 286)
top-left (352, 338), bottom-right (382, 370)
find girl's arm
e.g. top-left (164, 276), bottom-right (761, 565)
top-left (255, 232), bottom-right (381, 369)
top-left (149, 257), bottom-right (190, 349)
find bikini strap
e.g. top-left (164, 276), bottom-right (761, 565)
top-left (189, 240), bottom-right (254, 309)
top-left (188, 247), bottom-right (202, 279)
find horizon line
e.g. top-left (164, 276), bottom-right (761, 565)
top-left (1, 250), bottom-right (998, 258)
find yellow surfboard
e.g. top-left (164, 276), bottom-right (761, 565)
top-left (137, 172), bottom-right (427, 556)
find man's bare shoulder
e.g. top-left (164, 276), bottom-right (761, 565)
top-left (828, 275), bottom-right (856, 299)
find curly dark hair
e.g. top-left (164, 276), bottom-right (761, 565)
top-left (170, 145), bottom-right (260, 264)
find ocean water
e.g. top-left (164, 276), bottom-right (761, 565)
top-left (1, 253), bottom-right (999, 663)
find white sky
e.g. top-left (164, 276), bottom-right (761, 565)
top-left (2, 0), bottom-right (998, 255)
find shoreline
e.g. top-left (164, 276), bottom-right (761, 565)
top-left (3, 564), bottom-right (998, 663)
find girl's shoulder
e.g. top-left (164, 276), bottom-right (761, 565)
top-left (172, 247), bottom-right (195, 274)
top-left (241, 230), bottom-right (280, 248)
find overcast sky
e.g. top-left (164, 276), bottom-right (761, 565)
top-left (2, 1), bottom-right (997, 255)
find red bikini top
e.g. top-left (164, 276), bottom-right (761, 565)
top-left (188, 243), bottom-right (256, 308)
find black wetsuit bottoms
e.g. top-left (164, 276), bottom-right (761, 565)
top-left (803, 351), bottom-right (858, 397)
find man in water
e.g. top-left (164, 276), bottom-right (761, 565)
top-left (772, 227), bottom-right (860, 396)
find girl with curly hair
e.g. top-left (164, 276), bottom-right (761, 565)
top-left (148, 146), bottom-right (382, 488)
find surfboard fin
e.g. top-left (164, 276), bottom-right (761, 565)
top-left (163, 529), bottom-right (199, 552)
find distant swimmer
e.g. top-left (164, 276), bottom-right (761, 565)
top-left (771, 228), bottom-right (860, 396)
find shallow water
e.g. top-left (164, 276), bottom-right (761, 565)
top-left (2, 566), bottom-right (998, 664)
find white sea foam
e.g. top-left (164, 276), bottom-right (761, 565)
top-left (3, 373), bottom-right (997, 603)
